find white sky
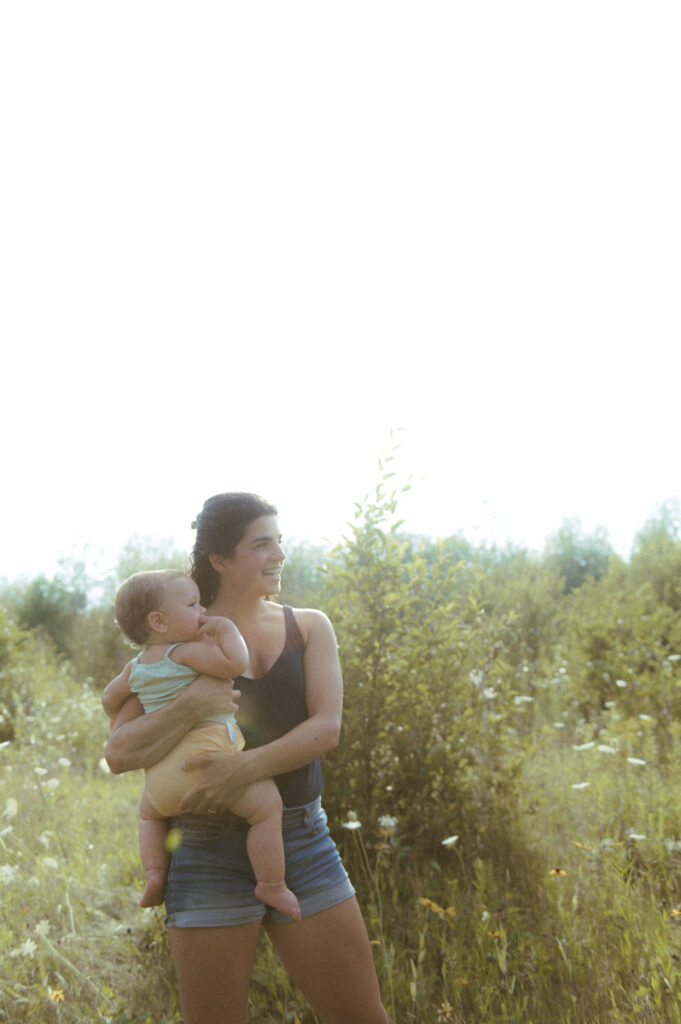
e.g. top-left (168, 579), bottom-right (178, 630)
top-left (2, 2), bottom-right (679, 583)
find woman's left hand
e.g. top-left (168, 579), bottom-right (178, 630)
top-left (178, 749), bottom-right (257, 815)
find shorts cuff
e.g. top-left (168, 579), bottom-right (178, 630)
top-left (165, 903), bottom-right (265, 928)
top-left (268, 877), bottom-right (356, 925)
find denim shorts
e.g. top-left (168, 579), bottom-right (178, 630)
top-left (164, 796), bottom-right (355, 927)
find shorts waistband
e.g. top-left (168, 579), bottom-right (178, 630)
top-left (170, 794), bottom-right (322, 832)
top-left (281, 795), bottom-right (322, 826)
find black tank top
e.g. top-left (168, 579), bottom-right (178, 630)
top-left (234, 605), bottom-right (322, 808)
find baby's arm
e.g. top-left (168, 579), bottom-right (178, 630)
top-left (102, 662), bottom-right (134, 723)
top-left (173, 617), bottom-right (248, 679)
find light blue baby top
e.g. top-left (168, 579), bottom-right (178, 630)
top-left (129, 643), bottom-right (237, 727)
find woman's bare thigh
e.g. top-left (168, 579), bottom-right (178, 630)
top-left (169, 920), bottom-right (261, 1024)
top-left (265, 896), bottom-right (391, 1024)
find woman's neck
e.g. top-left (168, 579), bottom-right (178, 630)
top-left (208, 591), bottom-right (270, 624)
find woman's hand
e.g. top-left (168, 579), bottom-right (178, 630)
top-left (178, 748), bottom-right (260, 815)
top-left (183, 674), bottom-right (241, 718)
top-left (105, 675), bottom-right (241, 774)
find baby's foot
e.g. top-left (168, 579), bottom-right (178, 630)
top-left (255, 880), bottom-right (301, 920)
top-left (140, 869), bottom-right (166, 908)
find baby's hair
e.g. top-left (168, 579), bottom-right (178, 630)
top-left (114, 569), bottom-right (187, 646)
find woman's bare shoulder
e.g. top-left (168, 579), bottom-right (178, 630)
top-left (288, 606), bottom-right (335, 643)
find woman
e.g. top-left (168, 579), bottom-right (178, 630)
top-left (106, 492), bottom-right (391, 1024)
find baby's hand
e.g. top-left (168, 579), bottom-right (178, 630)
top-left (197, 615), bottom-right (230, 639)
top-left (194, 617), bottom-right (248, 677)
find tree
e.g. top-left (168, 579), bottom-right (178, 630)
top-left (278, 540), bottom-right (327, 609)
top-left (629, 499), bottom-right (681, 611)
top-left (113, 536), bottom-right (189, 583)
top-left (11, 559), bottom-right (88, 655)
top-left (543, 517), bottom-right (614, 592)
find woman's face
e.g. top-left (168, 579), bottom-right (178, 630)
top-left (217, 515), bottom-right (286, 596)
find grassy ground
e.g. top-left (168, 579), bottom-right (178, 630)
top-left (3, 671), bottom-right (681, 1022)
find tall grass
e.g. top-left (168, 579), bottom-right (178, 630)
top-left (3, 620), bottom-right (681, 1020)
top-left (336, 705), bottom-right (681, 1024)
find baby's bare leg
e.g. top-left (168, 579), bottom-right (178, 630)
top-left (229, 780), bottom-right (301, 920)
top-left (138, 789), bottom-right (169, 908)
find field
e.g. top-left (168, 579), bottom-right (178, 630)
top-left (2, 487), bottom-right (681, 1022)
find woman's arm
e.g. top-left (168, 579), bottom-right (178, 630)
top-left (105, 675), bottom-right (242, 774)
top-left (179, 609), bottom-right (342, 813)
top-left (102, 662), bottom-right (134, 722)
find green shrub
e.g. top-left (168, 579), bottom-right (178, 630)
top-left (322, 474), bottom-right (526, 869)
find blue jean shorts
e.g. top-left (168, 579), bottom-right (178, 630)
top-left (164, 796), bottom-right (355, 927)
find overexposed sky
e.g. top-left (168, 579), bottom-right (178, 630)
top-left (2, 2), bottom-right (679, 582)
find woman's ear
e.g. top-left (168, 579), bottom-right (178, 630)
top-left (147, 610), bottom-right (167, 634)
top-left (208, 553), bottom-right (227, 572)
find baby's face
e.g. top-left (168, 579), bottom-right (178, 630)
top-left (159, 577), bottom-right (205, 640)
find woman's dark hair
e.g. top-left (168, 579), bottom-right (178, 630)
top-left (190, 492), bottom-right (278, 605)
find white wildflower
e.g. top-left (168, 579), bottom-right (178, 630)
top-left (441, 835), bottom-right (459, 848)
top-left (0, 864), bottom-right (19, 884)
top-left (57, 757), bottom-right (71, 768)
top-left (514, 696), bottom-right (534, 705)
top-left (3, 799), bottom-right (18, 819)
top-left (42, 857), bottom-right (59, 871)
top-left (483, 687), bottom-right (496, 700)
top-left (342, 811), bottom-right (362, 831)
top-left (571, 782), bottom-right (591, 791)
top-left (639, 714), bottom-right (653, 721)
top-left (572, 742), bottom-right (595, 751)
top-left (34, 766), bottom-right (48, 776)
top-left (604, 701), bottom-right (616, 709)
top-left (553, 722), bottom-right (566, 730)
top-left (627, 832), bottom-right (647, 841)
top-left (35, 920), bottom-right (50, 937)
top-left (44, 778), bottom-right (60, 791)
top-left (10, 939), bottom-right (37, 959)
top-left (597, 744), bottom-right (618, 754)
top-left (627, 758), bottom-right (646, 766)
top-left (668, 654), bottom-right (681, 662)
top-left (378, 815), bottom-right (398, 833)
top-left (615, 679), bottom-right (627, 688)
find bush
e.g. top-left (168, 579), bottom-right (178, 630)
top-left (322, 473), bottom-right (527, 867)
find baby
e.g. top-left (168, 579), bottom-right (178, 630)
top-left (103, 569), bottom-right (300, 919)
